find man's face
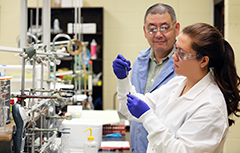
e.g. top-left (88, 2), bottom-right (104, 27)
top-left (144, 13), bottom-right (180, 55)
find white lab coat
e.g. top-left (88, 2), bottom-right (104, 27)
top-left (117, 72), bottom-right (229, 153)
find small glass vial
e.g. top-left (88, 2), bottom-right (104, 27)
top-left (84, 128), bottom-right (98, 153)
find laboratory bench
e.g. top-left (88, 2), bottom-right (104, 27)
top-left (0, 121), bottom-right (14, 153)
top-left (99, 132), bottom-right (131, 153)
top-left (0, 122), bottom-right (131, 153)
top-left (0, 112), bottom-right (131, 153)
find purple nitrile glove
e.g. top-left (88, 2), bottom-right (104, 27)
top-left (126, 94), bottom-right (150, 118)
top-left (112, 54), bottom-right (131, 79)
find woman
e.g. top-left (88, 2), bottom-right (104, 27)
top-left (112, 23), bottom-right (240, 153)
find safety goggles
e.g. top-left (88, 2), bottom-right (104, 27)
top-left (175, 47), bottom-right (202, 60)
top-left (145, 22), bottom-right (176, 34)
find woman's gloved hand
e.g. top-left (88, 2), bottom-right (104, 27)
top-left (127, 94), bottom-right (150, 118)
top-left (112, 54), bottom-right (131, 79)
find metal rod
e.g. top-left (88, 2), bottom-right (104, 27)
top-left (29, 128), bottom-right (58, 132)
top-left (46, 115), bottom-right (72, 120)
top-left (36, 51), bottom-right (52, 55)
top-left (52, 63), bottom-right (56, 129)
top-left (47, 60), bottom-right (51, 139)
top-left (30, 10), bottom-right (33, 43)
top-left (38, 40), bottom-right (69, 46)
top-left (27, 99), bottom-right (49, 114)
top-left (47, 61), bottom-right (51, 91)
top-left (42, 0), bottom-right (51, 52)
top-left (30, 61), bottom-right (36, 152)
top-left (74, 55), bottom-right (77, 90)
top-left (44, 61), bottom-right (57, 132)
top-left (53, 61), bottom-right (56, 90)
top-left (78, 53), bottom-right (81, 91)
top-left (21, 57), bottom-right (26, 106)
top-left (19, 95), bottom-right (57, 99)
top-left (31, 130), bottom-right (35, 153)
top-left (20, 0), bottom-right (27, 49)
top-left (40, 112), bottom-right (43, 148)
top-left (32, 60), bottom-right (36, 88)
top-left (25, 89), bottom-right (55, 93)
top-left (41, 63), bottom-right (44, 96)
top-left (0, 46), bottom-right (23, 53)
top-left (0, 46), bottom-right (70, 56)
top-left (36, 50), bottom-right (70, 56)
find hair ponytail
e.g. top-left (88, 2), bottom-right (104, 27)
top-left (215, 39), bottom-right (240, 126)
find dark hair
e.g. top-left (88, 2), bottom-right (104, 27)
top-left (182, 23), bottom-right (240, 126)
top-left (144, 3), bottom-right (177, 24)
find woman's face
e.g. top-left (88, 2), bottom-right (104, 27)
top-left (172, 33), bottom-right (203, 78)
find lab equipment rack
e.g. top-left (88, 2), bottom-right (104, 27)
top-left (27, 7), bottom-right (104, 109)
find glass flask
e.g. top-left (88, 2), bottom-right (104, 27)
top-left (49, 140), bottom-right (59, 153)
top-left (59, 131), bottom-right (71, 153)
top-left (45, 132), bottom-right (59, 153)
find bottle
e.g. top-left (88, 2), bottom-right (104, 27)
top-left (88, 96), bottom-right (94, 110)
top-left (85, 102), bottom-right (91, 110)
top-left (84, 128), bottom-right (98, 153)
top-left (59, 131), bottom-right (71, 153)
top-left (10, 99), bottom-right (15, 120)
top-left (54, 19), bottom-right (60, 34)
top-left (88, 60), bottom-right (93, 92)
top-left (90, 39), bottom-right (97, 60)
top-left (0, 64), bottom-right (6, 76)
top-left (16, 97), bottom-right (22, 105)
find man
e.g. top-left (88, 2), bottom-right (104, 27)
top-left (113, 3), bottom-right (180, 153)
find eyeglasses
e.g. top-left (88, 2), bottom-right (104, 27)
top-left (175, 47), bottom-right (201, 60)
top-left (145, 22), bottom-right (176, 35)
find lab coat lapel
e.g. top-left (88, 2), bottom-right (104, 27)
top-left (168, 77), bottom-right (186, 103)
top-left (149, 57), bottom-right (175, 92)
top-left (184, 72), bottom-right (212, 99)
top-left (170, 72), bottom-right (212, 101)
top-left (138, 48), bottom-right (151, 94)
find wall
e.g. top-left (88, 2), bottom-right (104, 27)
top-left (0, 0), bottom-right (21, 64)
top-left (0, 6), bottom-right (1, 44)
top-left (0, 0), bottom-right (240, 152)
